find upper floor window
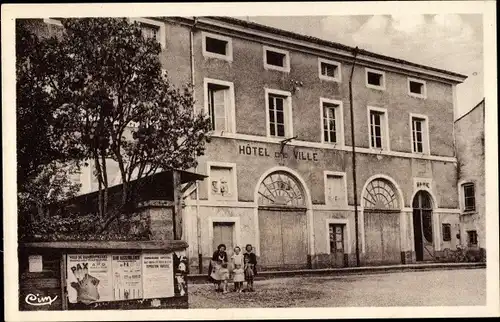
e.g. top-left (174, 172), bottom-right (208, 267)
top-left (204, 78), bottom-right (235, 133)
top-left (202, 32), bottom-right (233, 61)
top-left (320, 98), bottom-right (344, 146)
top-left (263, 46), bottom-right (290, 73)
top-left (408, 78), bottom-right (427, 98)
top-left (129, 18), bottom-right (166, 49)
top-left (410, 114), bottom-right (429, 154)
top-left (365, 68), bottom-right (386, 90)
top-left (318, 58), bottom-right (341, 82)
top-left (368, 107), bottom-right (389, 150)
top-left (265, 88), bottom-right (292, 138)
top-left (462, 182), bottom-right (476, 212)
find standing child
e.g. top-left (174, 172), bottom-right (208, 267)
top-left (231, 246), bottom-right (244, 292)
top-left (243, 244), bottom-right (257, 292)
top-left (243, 255), bottom-right (254, 292)
top-left (232, 264), bottom-right (244, 292)
top-left (219, 262), bottom-right (229, 294)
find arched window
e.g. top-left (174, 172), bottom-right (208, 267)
top-left (363, 178), bottom-right (399, 210)
top-left (257, 171), bottom-right (305, 207)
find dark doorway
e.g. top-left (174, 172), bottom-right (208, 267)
top-left (412, 191), bottom-right (434, 261)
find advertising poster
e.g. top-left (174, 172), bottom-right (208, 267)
top-left (66, 254), bottom-right (113, 304)
top-left (142, 253), bottom-right (174, 299)
top-left (111, 255), bottom-right (143, 300)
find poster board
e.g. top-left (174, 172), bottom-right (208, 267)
top-left (66, 252), bottom-right (174, 304)
top-left (111, 255), bottom-right (142, 300)
top-left (142, 253), bottom-right (174, 299)
top-left (66, 254), bottom-right (113, 304)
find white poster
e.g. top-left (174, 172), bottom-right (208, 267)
top-left (28, 255), bottom-right (43, 272)
top-left (141, 253), bottom-right (174, 299)
top-left (66, 254), bottom-right (113, 304)
top-left (111, 254), bottom-right (142, 300)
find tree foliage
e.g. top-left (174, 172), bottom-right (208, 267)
top-left (20, 17), bottom-right (211, 238)
top-left (16, 20), bottom-right (82, 222)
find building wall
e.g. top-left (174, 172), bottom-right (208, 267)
top-left (157, 19), bottom-right (464, 269)
top-left (29, 17), bottom-right (465, 269)
top-left (454, 100), bottom-right (485, 249)
top-left (188, 28), bottom-right (456, 158)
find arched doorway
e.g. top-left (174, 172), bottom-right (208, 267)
top-left (412, 191), bottom-right (434, 261)
top-left (257, 171), bottom-right (308, 270)
top-left (363, 178), bottom-right (402, 265)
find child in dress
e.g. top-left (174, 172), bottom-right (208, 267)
top-left (243, 244), bottom-right (257, 292)
top-left (243, 255), bottom-right (255, 292)
top-left (218, 262), bottom-right (229, 293)
top-left (232, 264), bottom-right (245, 292)
top-left (231, 246), bottom-right (244, 292)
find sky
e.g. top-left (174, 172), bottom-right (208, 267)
top-left (242, 14), bottom-right (483, 119)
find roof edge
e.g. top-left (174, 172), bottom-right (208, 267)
top-left (454, 98), bottom-right (485, 123)
top-left (166, 16), bottom-right (467, 83)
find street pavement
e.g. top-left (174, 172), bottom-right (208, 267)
top-left (188, 268), bottom-right (485, 308)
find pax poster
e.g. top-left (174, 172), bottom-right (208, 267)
top-left (111, 254), bottom-right (143, 300)
top-left (142, 253), bottom-right (174, 298)
top-left (66, 254), bottom-right (113, 304)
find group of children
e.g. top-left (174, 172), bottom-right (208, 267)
top-left (209, 244), bottom-right (257, 293)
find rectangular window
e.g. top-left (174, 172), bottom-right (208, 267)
top-left (206, 37), bottom-right (227, 55)
top-left (463, 183), bottom-right (476, 212)
top-left (412, 118), bottom-right (424, 153)
top-left (467, 230), bottom-right (478, 246)
top-left (408, 78), bottom-right (427, 98)
top-left (263, 46), bottom-right (290, 72)
top-left (266, 51), bottom-right (285, 67)
top-left (323, 103), bottom-right (338, 143)
top-left (139, 23), bottom-right (160, 42)
top-left (442, 224), bottom-right (451, 242)
top-left (329, 224), bottom-right (345, 253)
top-left (366, 68), bottom-right (385, 90)
top-left (202, 32), bottom-right (233, 61)
top-left (370, 111), bottom-right (384, 149)
top-left (208, 84), bottom-right (228, 132)
top-left (205, 79), bottom-right (235, 133)
top-left (129, 18), bottom-right (165, 48)
top-left (410, 114), bottom-right (429, 154)
top-left (325, 173), bottom-right (347, 207)
top-left (268, 95), bottom-right (286, 137)
top-left (318, 58), bottom-right (341, 82)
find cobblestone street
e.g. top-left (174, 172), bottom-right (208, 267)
top-left (188, 268), bottom-right (486, 308)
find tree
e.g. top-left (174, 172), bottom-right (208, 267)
top-left (38, 18), bottom-right (211, 235)
top-left (16, 20), bottom-right (82, 221)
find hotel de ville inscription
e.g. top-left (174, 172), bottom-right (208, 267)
top-left (238, 144), bottom-right (320, 162)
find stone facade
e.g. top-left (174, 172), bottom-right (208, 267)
top-left (31, 17), bottom-right (470, 270)
top-left (454, 100), bottom-right (485, 254)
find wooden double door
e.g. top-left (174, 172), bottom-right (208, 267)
top-left (364, 210), bottom-right (402, 265)
top-left (259, 208), bottom-right (308, 270)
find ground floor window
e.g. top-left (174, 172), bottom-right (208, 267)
top-left (329, 224), bottom-right (345, 254)
top-left (442, 223), bottom-right (451, 242)
top-left (467, 230), bottom-right (478, 247)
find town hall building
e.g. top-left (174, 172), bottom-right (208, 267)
top-left (39, 16), bottom-right (469, 271)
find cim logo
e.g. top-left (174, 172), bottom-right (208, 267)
top-left (25, 293), bottom-right (58, 306)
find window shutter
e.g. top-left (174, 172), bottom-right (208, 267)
top-left (213, 90), bottom-right (227, 132)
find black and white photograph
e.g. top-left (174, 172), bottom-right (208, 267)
top-left (2, 2), bottom-right (499, 321)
